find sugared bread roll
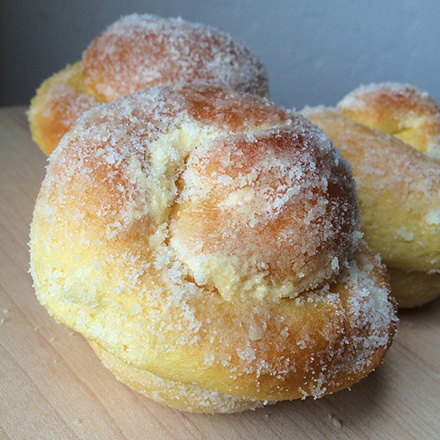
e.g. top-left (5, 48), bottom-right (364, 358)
top-left (28, 14), bottom-right (268, 156)
top-left (30, 84), bottom-right (397, 413)
top-left (303, 83), bottom-right (440, 308)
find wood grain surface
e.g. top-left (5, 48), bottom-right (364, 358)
top-left (1, 106), bottom-right (439, 440)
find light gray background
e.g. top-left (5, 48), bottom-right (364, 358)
top-left (1, 0), bottom-right (439, 109)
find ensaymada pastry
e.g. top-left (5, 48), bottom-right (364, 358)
top-left (303, 83), bottom-right (440, 308)
top-left (30, 84), bottom-right (397, 413)
top-left (28, 13), bottom-right (268, 156)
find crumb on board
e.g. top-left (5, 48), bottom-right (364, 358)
top-left (328, 414), bottom-right (343, 428)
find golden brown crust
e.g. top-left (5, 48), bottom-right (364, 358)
top-left (338, 83), bottom-right (440, 160)
top-left (303, 95), bottom-right (440, 308)
top-left (31, 84), bottom-right (397, 410)
top-left (302, 106), bottom-right (440, 272)
top-left (29, 14), bottom-right (268, 156)
top-left (27, 63), bottom-right (98, 155)
top-left (83, 14), bottom-right (268, 102)
top-left (337, 84), bottom-right (440, 308)
top-left (170, 128), bottom-right (360, 300)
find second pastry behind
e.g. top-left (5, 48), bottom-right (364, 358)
top-left (28, 13), bottom-right (269, 156)
top-left (303, 83), bottom-right (440, 308)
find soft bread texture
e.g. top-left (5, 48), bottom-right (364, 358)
top-left (30, 84), bottom-right (397, 412)
top-left (28, 13), bottom-right (268, 156)
top-left (303, 83), bottom-right (440, 308)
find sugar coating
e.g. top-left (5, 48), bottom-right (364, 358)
top-left (30, 84), bottom-right (397, 406)
top-left (304, 90), bottom-right (440, 307)
top-left (337, 82), bottom-right (440, 161)
top-left (28, 63), bottom-right (99, 155)
top-left (83, 14), bottom-right (268, 102)
top-left (39, 83), bottom-right (96, 126)
top-left (29, 14), bottom-right (268, 156)
top-left (302, 106), bottom-right (440, 273)
top-left (338, 82), bottom-right (435, 111)
top-left (44, 84), bottom-right (359, 302)
top-left (170, 126), bottom-right (359, 301)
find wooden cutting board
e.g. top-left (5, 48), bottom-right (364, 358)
top-left (1, 106), bottom-right (439, 440)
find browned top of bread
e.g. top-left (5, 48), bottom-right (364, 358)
top-left (338, 82), bottom-right (440, 160)
top-left (83, 14), bottom-right (269, 102)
